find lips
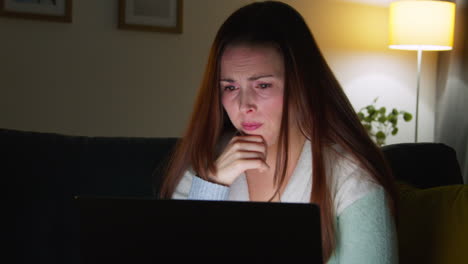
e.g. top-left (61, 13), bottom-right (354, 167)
top-left (241, 122), bottom-right (263, 131)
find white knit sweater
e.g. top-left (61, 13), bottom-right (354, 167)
top-left (173, 140), bottom-right (380, 217)
top-left (172, 140), bottom-right (398, 263)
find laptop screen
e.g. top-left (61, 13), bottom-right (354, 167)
top-left (76, 197), bottom-right (323, 262)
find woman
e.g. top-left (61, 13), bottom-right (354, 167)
top-left (160, 1), bottom-right (398, 263)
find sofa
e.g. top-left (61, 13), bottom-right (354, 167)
top-left (3, 128), bottom-right (467, 263)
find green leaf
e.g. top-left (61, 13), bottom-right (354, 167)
top-left (378, 116), bottom-right (387, 123)
top-left (387, 114), bottom-right (395, 122)
top-left (391, 127), bottom-right (399, 135)
top-left (363, 124), bottom-right (372, 131)
top-left (376, 131), bottom-right (386, 139)
top-left (367, 105), bottom-right (375, 113)
top-left (357, 112), bottom-right (364, 120)
top-left (377, 138), bottom-right (385, 146)
top-left (379, 107), bottom-right (386, 115)
top-left (403, 112), bottom-right (413, 122)
top-left (392, 108), bottom-right (398, 115)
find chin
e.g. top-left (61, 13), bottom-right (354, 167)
top-left (242, 130), bottom-right (265, 137)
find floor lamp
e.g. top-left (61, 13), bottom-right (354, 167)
top-left (388, 0), bottom-right (455, 142)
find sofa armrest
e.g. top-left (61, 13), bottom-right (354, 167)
top-left (382, 143), bottom-right (463, 189)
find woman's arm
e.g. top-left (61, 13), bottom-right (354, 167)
top-left (328, 187), bottom-right (398, 264)
top-left (172, 134), bottom-right (267, 200)
top-left (188, 175), bottom-right (230, 200)
top-left (172, 170), bottom-right (230, 200)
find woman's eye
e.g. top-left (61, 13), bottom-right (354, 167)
top-left (223, 85), bottom-right (237, 91)
top-left (258, 83), bottom-right (272, 89)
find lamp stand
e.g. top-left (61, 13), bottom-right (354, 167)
top-left (415, 49), bottom-right (422, 143)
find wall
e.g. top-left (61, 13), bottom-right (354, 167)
top-left (0, 0), bottom-right (252, 137)
top-left (0, 0), bottom-right (438, 144)
top-left (436, 0), bottom-right (468, 183)
top-left (283, 0), bottom-right (437, 145)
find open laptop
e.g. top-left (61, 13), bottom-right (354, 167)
top-left (75, 197), bottom-right (323, 263)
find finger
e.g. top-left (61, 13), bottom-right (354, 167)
top-left (232, 135), bottom-right (268, 155)
top-left (234, 158), bottom-right (270, 173)
top-left (230, 141), bottom-right (266, 155)
top-left (232, 150), bottom-right (266, 161)
top-left (217, 149), bottom-right (266, 171)
top-left (230, 134), bottom-right (264, 143)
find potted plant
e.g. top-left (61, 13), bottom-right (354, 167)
top-left (357, 97), bottom-right (413, 146)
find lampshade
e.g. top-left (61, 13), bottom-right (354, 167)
top-left (389, 0), bottom-right (456, 51)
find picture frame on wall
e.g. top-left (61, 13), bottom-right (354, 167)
top-left (118, 0), bottom-right (183, 34)
top-left (0, 0), bottom-right (72, 23)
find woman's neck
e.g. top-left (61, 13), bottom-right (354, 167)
top-left (245, 133), bottom-right (306, 202)
top-left (265, 132), bottom-right (306, 171)
top-left (246, 131), bottom-right (306, 181)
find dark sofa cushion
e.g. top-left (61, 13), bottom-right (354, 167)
top-left (2, 128), bottom-right (178, 264)
top-left (397, 183), bottom-right (468, 264)
top-left (382, 143), bottom-right (463, 188)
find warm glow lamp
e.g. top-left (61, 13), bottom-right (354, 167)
top-left (389, 0), bottom-right (455, 142)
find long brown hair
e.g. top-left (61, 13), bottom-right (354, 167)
top-left (159, 1), bottom-right (396, 261)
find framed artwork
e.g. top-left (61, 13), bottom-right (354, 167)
top-left (0, 0), bottom-right (72, 23)
top-left (118, 0), bottom-right (183, 33)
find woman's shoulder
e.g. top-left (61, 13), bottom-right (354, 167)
top-left (325, 143), bottom-right (382, 216)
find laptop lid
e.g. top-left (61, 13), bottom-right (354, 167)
top-left (75, 197), bottom-right (323, 262)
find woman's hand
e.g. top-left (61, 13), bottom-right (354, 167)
top-left (207, 135), bottom-right (270, 186)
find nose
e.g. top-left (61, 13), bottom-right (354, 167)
top-left (239, 88), bottom-right (257, 114)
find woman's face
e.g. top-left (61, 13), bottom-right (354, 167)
top-left (220, 44), bottom-right (285, 147)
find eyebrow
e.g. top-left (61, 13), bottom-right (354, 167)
top-left (220, 74), bottom-right (275, 82)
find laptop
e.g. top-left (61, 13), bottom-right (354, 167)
top-left (75, 197), bottom-right (323, 263)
